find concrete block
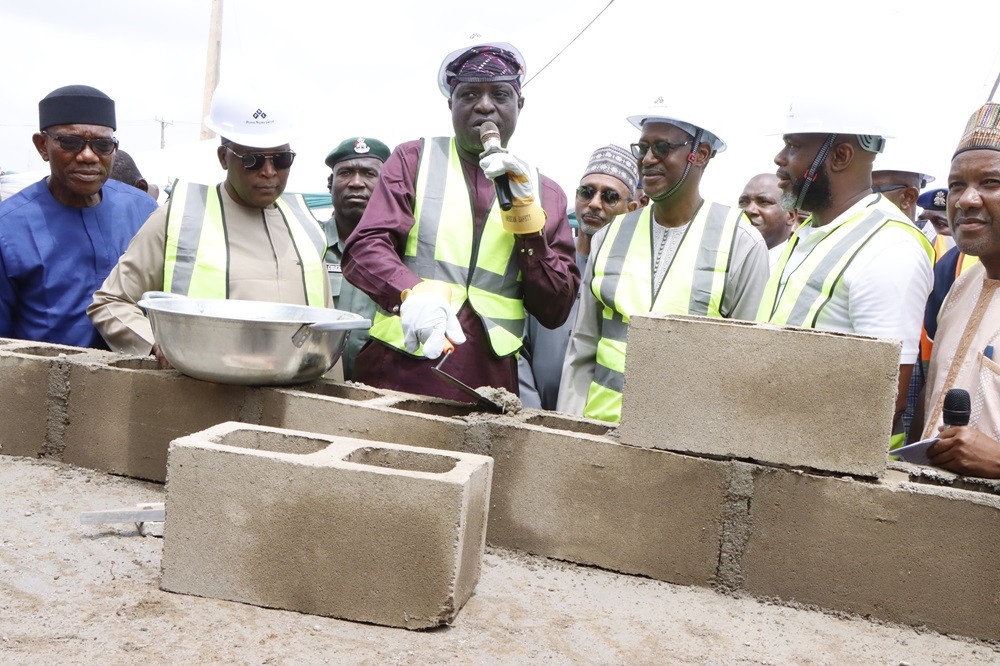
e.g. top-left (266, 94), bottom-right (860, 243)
top-left (259, 385), bottom-right (469, 453)
top-left (0, 346), bottom-right (76, 457)
top-left (485, 421), bottom-right (729, 586)
top-left (62, 360), bottom-right (250, 482)
top-left (160, 422), bottom-right (492, 629)
top-left (742, 466), bottom-right (1000, 639)
top-left (620, 314), bottom-right (900, 478)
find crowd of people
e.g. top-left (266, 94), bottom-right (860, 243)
top-left (2, 39), bottom-right (999, 479)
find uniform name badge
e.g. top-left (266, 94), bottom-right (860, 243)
top-left (327, 263), bottom-right (342, 274)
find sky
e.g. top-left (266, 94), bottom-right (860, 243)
top-left (2, 0), bottom-right (1000, 206)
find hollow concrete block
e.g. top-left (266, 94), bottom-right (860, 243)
top-left (485, 421), bottom-right (730, 586)
top-left (742, 466), bottom-right (1000, 640)
top-left (0, 346), bottom-right (70, 457)
top-left (160, 422), bottom-right (492, 629)
top-left (259, 384), bottom-right (470, 453)
top-left (620, 314), bottom-right (900, 478)
top-left (62, 360), bottom-right (249, 481)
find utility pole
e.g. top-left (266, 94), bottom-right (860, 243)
top-left (155, 117), bottom-right (174, 149)
top-left (200, 0), bottom-right (223, 140)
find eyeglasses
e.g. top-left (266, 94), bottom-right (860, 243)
top-left (41, 131), bottom-right (118, 156)
top-left (576, 185), bottom-right (624, 206)
top-left (224, 146), bottom-right (296, 171)
top-left (871, 184), bottom-right (908, 193)
top-left (630, 140), bottom-right (692, 160)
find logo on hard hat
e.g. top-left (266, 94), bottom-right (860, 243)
top-left (354, 138), bottom-right (370, 154)
top-left (253, 109), bottom-right (267, 120)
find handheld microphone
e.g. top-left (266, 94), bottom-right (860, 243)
top-left (479, 121), bottom-right (513, 211)
top-left (943, 388), bottom-right (971, 427)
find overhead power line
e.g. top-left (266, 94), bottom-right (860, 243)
top-left (523, 0), bottom-right (616, 88)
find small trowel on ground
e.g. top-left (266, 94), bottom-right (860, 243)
top-left (432, 341), bottom-right (505, 414)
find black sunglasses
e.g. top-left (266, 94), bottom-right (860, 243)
top-left (576, 185), bottom-right (624, 206)
top-left (224, 146), bottom-right (296, 171)
top-left (630, 140), bottom-right (692, 160)
top-left (42, 131), bottom-right (118, 156)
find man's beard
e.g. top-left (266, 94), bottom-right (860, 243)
top-left (781, 166), bottom-right (833, 214)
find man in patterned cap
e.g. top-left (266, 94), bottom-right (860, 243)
top-left (520, 144), bottom-right (639, 410)
top-left (0, 85), bottom-right (157, 348)
top-left (919, 102), bottom-right (1000, 477)
top-left (342, 39), bottom-right (579, 402)
top-left (323, 136), bottom-right (391, 380)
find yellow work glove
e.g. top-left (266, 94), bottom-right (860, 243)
top-left (399, 280), bottom-right (466, 359)
top-left (479, 151), bottom-right (546, 235)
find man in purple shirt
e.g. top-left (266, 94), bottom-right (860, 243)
top-left (342, 40), bottom-right (580, 402)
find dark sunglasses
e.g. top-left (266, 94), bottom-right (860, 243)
top-left (576, 185), bottom-right (624, 206)
top-left (42, 131), bottom-right (118, 156)
top-left (224, 146), bottom-right (296, 171)
top-left (871, 184), bottom-right (908, 193)
top-left (630, 140), bottom-right (692, 160)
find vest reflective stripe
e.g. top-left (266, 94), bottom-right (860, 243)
top-left (757, 206), bottom-right (934, 327)
top-left (162, 181), bottom-right (327, 306)
top-left (932, 233), bottom-right (950, 262)
top-left (274, 193), bottom-right (328, 307)
top-left (584, 202), bottom-right (742, 423)
top-left (369, 137), bottom-right (527, 358)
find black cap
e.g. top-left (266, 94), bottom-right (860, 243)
top-left (39, 85), bottom-right (116, 131)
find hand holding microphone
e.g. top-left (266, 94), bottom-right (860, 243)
top-left (478, 121), bottom-right (546, 235)
top-left (927, 388), bottom-right (1000, 478)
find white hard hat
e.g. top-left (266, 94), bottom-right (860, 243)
top-left (203, 81), bottom-right (296, 148)
top-left (627, 96), bottom-right (727, 153)
top-left (775, 97), bottom-right (892, 152)
top-left (437, 33), bottom-right (526, 98)
top-left (872, 139), bottom-right (937, 187)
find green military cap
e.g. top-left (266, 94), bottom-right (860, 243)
top-left (325, 137), bottom-right (391, 168)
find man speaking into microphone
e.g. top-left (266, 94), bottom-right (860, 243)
top-left (919, 101), bottom-right (1000, 478)
top-left (342, 38), bottom-right (579, 401)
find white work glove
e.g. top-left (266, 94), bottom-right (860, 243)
top-left (479, 151), bottom-right (546, 235)
top-left (400, 280), bottom-right (466, 359)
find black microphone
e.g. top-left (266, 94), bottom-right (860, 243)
top-left (943, 388), bottom-right (971, 427)
top-left (479, 121), bottom-right (513, 211)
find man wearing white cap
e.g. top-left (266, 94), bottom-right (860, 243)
top-left (89, 83), bottom-right (331, 364)
top-left (558, 98), bottom-right (769, 423)
top-left (757, 98), bottom-right (934, 441)
top-left (342, 39), bottom-right (579, 402)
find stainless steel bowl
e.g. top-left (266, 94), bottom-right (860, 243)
top-left (137, 293), bottom-right (371, 385)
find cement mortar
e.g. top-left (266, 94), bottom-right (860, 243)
top-left (3, 456), bottom-right (999, 665)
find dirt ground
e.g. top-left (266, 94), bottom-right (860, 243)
top-left (2, 456), bottom-right (999, 666)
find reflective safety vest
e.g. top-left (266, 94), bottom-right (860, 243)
top-left (162, 181), bottom-right (327, 306)
top-left (756, 204), bottom-right (934, 327)
top-left (585, 202), bottom-right (743, 423)
top-left (368, 137), bottom-right (529, 359)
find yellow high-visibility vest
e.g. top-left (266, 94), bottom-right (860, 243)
top-left (368, 138), bottom-right (529, 359)
top-left (757, 201), bottom-right (933, 327)
top-left (585, 202), bottom-right (743, 423)
top-left (163, 181), bottom-right (327, 306)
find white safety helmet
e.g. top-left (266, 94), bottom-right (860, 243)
top-left (203, 81), bottom-right (296, 148)
top-left (775, 97), bottom-right (892, 153)
top-left (872, 139), bottom-right (937, 188)
top-left (437, 33), bottom-right (526, 98)
top-left (627, 96), bottom-right (727, 154)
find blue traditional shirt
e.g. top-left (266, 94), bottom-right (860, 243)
top-left (0, 178), bottom-right (157, 348)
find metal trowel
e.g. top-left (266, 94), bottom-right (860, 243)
top-left (432, 341), bottom-right (505, 414)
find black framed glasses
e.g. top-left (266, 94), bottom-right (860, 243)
top-left (41, 131), bottom-right (118, 156)
top-left (630, 140), bottom-right (692, 160)
top-left (576, 185), bottom-right (624, 206)
top-left (871, 184), bottom-right (908, 193)
top-left (224, 146), bottom-right (296, 171)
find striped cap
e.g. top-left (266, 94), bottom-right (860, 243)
top-left (954, 103), bottom-right (1000, 156)
top-left (583, 144), bottom-right (639, 197)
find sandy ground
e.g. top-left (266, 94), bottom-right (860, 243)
top-left (2, 456), bottom-right (999, 666)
